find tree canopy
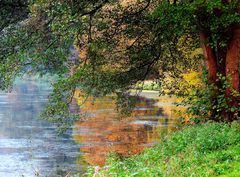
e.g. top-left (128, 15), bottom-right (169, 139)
top-left (0, 0), bottom-right (239, 126)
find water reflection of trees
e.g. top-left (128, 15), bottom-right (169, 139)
top-left (73, 93), bottom-right (179, 166)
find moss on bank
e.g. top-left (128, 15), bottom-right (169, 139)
top-left (87, 122), bottom-right (240, 177)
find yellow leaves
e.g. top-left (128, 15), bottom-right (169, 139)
top-left (74, 89), bottom-right (116, 111)
top-left (181, 71), bottom-right (203, 88)
top-left (189, 48), bottom-right (203, 59)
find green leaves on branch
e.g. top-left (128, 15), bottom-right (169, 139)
top-left (181, 72), bottom-right (240, 123)
top-left (152, 0), bottom-right (240, 47)
top-left (1, 0), bottom-right (240, 127)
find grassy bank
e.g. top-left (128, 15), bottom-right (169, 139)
top-left (88, 122), bottom-right (240, 177)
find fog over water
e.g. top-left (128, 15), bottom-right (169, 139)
top-left (0, 80), bottom-right (83, 177)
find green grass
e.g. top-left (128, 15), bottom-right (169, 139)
top-left (88, 122), bottom-right (240, 177)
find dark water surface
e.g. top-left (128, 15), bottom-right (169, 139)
top-left (0, 80), bottom-right (179, 177)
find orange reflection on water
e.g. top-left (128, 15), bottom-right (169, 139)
top-left (73, 92), bottom-right (181, 166)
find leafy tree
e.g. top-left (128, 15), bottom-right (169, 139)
top-left (0, 0), bottom-right (239, 126)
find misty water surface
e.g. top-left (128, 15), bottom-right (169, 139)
top-left (0, 79), bottom-right (180, 177)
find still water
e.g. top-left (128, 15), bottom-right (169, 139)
top-left (0, 80), bottom-right (179, 177)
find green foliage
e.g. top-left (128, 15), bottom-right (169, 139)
top-left (88, 122), bottom-right (240, 177)
top-left (180, 71), bottom-right (240, 123)
top-left (1, 0), bottom-right (240, 125)
top-left (151, 0), bottom-right (240, 47)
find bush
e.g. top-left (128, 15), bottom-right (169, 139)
top-left (180, 72), bottom-right (240, 123)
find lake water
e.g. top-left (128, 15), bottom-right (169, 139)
top-left (0, 80), bottom-right (180, 177)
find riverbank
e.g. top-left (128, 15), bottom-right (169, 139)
top-left (87, 122), bottom-right (240, 177)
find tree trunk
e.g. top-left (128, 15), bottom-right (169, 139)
top-left (200, 32), bottom-right (220, 120)
top-left (226, 26), bottom-right (240, 93)
top-left (200, 32), bottom-right (218, 84)
top-left (225, 25), bottom-right (240, 120)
